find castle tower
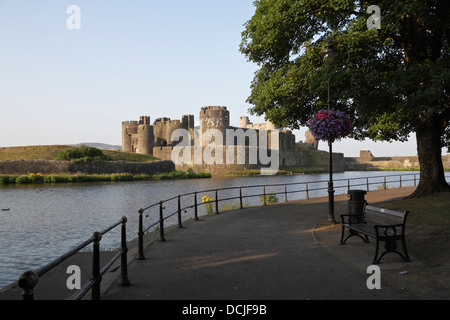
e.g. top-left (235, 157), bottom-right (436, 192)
top-left (239, 116), bottom-right (250, 128)
top-left (136, 122), bottom-right (154, 154)
top-left (153, 115), bottom-right (194, 147)
top-left (153, 117), bottom-right (170, 147)
top-left (200, 106), bottom-right (230, 146)
top-left (122, 120), bottom-right (139, 152)
top-left (182, 114), bottom-right (194, 130)
top-left (305, 129), bottom-right (319, 150)
top-left (182, 114), bottom-right (195, 146)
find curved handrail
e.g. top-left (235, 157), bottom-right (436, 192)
top-left (17, 217), bottom-right (130, 300)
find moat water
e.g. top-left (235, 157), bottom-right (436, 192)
top-left (0, 171), bottom-right (434, 290)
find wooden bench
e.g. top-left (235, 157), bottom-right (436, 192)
top-left (340, 204), bottom-right (411, 264)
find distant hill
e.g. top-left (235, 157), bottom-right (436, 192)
top-left (70, 142), bottom-right (122, 150)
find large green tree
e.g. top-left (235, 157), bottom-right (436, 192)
top-left (240, 0), bottom-right (450, 197)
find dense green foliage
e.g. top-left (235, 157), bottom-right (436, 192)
top-left (240, 0), bottom-right (450, 195)
top-left (56, 145), bottom-right (112, 162)
top-left (240, 0), bottom-right (449, 141)
top-left (258, 190), bottom-right (279, 204)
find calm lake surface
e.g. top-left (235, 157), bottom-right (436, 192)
top-left (0, 171), bottom-right (432, 290)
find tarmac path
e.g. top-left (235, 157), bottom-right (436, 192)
top-left (102, 192), bottom-right (410, 300)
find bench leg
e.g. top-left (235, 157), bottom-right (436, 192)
top-left (401, 236), bottom-right (411, 262)
top-left (374, 238), bottom-right (411, 264)
top-left (340, 227), bottom-right (370, 245)
top-left (340, 225), bottom-right (346, 244)
top-left (373, 238), bottom-right (381, 264)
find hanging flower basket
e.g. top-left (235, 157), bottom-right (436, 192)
top-left (307, 109), bottom-right (353, 143)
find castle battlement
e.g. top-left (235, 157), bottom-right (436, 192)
top-left (122, 120), bottom-right (139, 126)
top-left (153, 117), bottom-right (180, 127)
top-left (139, 116), bottom-right (150, 125)
top-left (201, 106), bottom-right (228, 113)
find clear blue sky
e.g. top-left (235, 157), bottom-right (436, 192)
top-left (0, 0), bottom-right (437, 157)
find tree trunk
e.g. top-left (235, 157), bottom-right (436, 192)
top-left (408, 117), bottom-right (450, 198)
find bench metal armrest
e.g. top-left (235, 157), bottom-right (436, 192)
top-left (373, 223), bottom-right (404, 237)
top-left (340, 213), bottom-right (364, 224)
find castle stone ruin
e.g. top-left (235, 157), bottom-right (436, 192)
top-left (122, 114), bottom-right (195, 153)
top-left (122, 106), bottom-right (333, 175)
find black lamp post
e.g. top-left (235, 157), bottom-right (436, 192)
top-left (320, 40), bottom-right (349, 223)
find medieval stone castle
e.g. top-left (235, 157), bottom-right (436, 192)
top-left (122, 106), bottom-right (327, 175)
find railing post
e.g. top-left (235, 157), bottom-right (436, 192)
top-left (215, 189), bottom-right (219, 214)
top-left (137, 208), bottom-right (145, 260)
top-left (119, 216), bottom-right (130, 287)
top-left (414, 173), bottom-right (417, 186)
top-left (177, 195), bottom-right (183, 228)
top-left (384, 176), bottom-right (387, 189)
top-left (18, 271), bottom-right (39, 300)
top-left (306, 182), bottom-right (309, 199)
top-left (239, 187), bottom-right (243, 209)
top-left (347, 179), bottom-right (350, 193)
top-left (400, 175), bottom-right (402, 188)
top-left (366, 177), bottom-right (369, 191)
top-left (159, 201), bottom-right (165, 241)
top-left (263, 185), bottom-right (266, 205)
top-left (194, 192), bottom-right (199, 220)
top-left (91, 232), bottom-right (102, 300)
top-left (285, 184), bottom-right (288, 202)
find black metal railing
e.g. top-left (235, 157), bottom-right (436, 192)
top-left (17, 216), bottom-right (130, 300)
top-left (136, 172), bottom-right (450, 258)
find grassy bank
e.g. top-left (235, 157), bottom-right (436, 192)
top-left (383, 191), bottom-right (450, 228)
top-left (0, 145), bottom-right (159, 162)
top-left (0, 170), bottom-right (211, 185)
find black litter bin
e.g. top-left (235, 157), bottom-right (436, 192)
top-left (347, 189), bottom-right (367, 215)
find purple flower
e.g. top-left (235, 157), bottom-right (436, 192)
top-left (308, 109), bottom-right (353, 143)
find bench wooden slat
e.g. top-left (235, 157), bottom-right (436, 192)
top-left (365, 205), bottom-right (406, 218)
top-left (364, 213), bottom-right (402, 226)
top-left (346, 223), bottom-right (376, 237)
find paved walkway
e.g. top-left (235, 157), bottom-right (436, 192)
top-left (102, 187), bottom-right (418, 300)
top-left (0, 187), bottom-right (421, 301)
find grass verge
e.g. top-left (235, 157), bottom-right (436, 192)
top-left (383, 191), bottom-right (450, 228)
top-left (0, 170), bottom-right (211, 185)
top-left (0, 145), bottom-right (159, 162)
